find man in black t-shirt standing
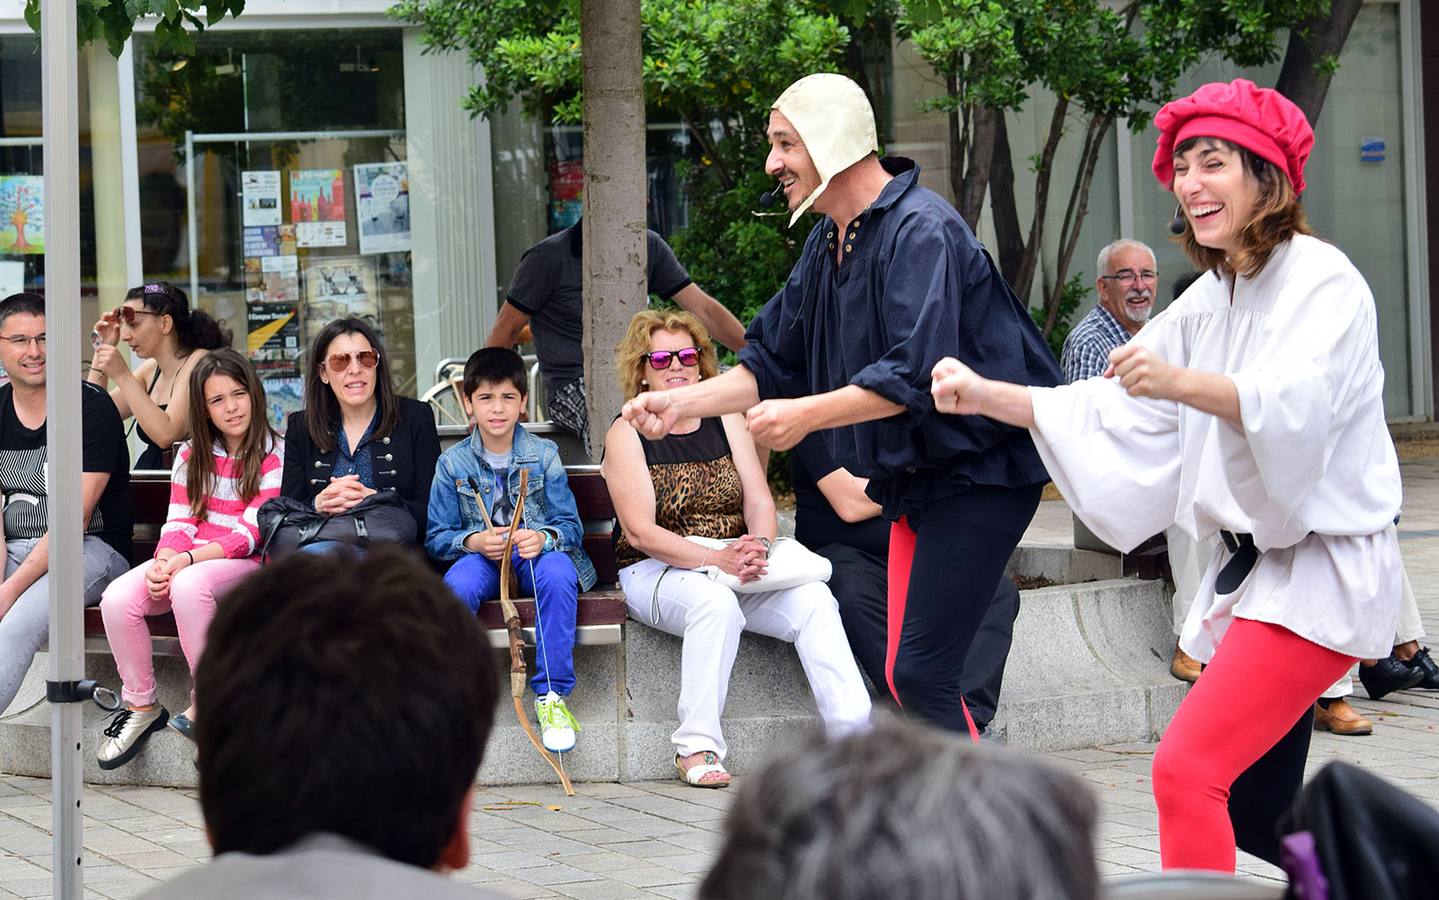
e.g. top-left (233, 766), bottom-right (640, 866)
top-left (486, 219), bottom-right (746, 456)
top-left (0, 293), bottom-right (131, 715)
top-left (790, 433), bottom-right (1020, 736)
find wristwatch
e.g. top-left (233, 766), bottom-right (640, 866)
top-left (541, 530), bottom-right (556, 553)
top-left (757, 537), bottom-right (773, 553)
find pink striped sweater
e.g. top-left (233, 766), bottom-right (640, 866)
top-left (157, 437), bottom-right (284, 559)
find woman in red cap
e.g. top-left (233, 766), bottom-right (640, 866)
top-left (928, 78), bottom-right (1403, 872)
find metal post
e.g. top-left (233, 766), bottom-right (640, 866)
top-left (41, 1), bottom-right (87, 898)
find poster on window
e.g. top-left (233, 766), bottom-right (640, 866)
top-left (241, 170), bottom-right (282, 227)
top-left (0, 176), bottom-right (44, 255)
top-left (354, 162), bottom-right (411, 255)
top-left (242, 225), bottom-right (300, 303)
top-left (262, 377), bottom-right (305, 433)
top-left (246, 302), bottom-right (302, 380)
top-left (290, 169), bottom-right (347, 248)
top-left (302, 256), bottom-right (378, 346)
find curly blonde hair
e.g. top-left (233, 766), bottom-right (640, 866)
top-left (615, 309), bottom-right (721, 400)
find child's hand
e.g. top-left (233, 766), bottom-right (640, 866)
top-left (512, 528), bottom-right (545, 559)
top-left (145, 559), bottom-right (172, 600)
top-left (473, 529), bottom-right (511, 561)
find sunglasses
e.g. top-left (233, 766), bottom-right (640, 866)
top-left (326, 350), bottom-right (379, 373)
top-left (644, 347), bottom-right (701, 370)
top-left (115, 306), bottom-right (162, 325)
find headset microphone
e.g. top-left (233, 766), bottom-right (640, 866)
top-left (1169, 204), bottom-right (1187, 236)
top-left (751, 181), bottom-right (789, 217)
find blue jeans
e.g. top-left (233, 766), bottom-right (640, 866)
top-left (445, 549), bottom-right (578, 696)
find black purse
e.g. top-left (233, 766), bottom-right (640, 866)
top-left (258, 489), bottom-right (418, 559)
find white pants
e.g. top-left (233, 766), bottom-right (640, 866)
top-left (1166, 525), bottom-right (1216, 638)
top-left (1323, 560), bottom-right (1425, 699)
top-left (619, 557), bottom-right (872, 760)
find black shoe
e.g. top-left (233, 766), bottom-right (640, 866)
top-left (1358, 655), bottom-right (1425, 700)
top-left (1401, 647), bottom-right (1439, 690)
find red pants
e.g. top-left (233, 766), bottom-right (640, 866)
top-left (1152, 618), bottom-right (1354, 871)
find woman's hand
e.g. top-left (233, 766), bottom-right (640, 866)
top-left (315, 475), bottom-right (370, 514)
top-left (91, 343), bottom-right (131, 381)
top-left (930, 357), bottom-right (988, 415)
top-left (1105, 344), bottom-right (1184, 401)
top-left (708, 535), bottom-right (768, 584)
top-left (511, 528), bottom-right (545, 560)
top-left (93, 310), bottom-right (121, 347)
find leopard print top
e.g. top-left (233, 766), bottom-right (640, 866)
top-left (614, 417), bottom-right (745, 568)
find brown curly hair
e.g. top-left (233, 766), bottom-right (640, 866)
top-left (615, 310), bottom-right (720, 400)
top-left (1171, 137), bottom-right (1313, 280)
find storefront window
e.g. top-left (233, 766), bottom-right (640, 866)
top-left (133, 28), bottom-right (414, 426)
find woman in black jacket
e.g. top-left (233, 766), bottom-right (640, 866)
top-left (281, 318), bottom-right (440, 548)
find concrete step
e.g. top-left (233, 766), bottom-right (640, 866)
top-left (1, 546), bottom-right (1182, 787)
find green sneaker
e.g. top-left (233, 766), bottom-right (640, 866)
top-left (535, 691), bottom-right (579, 752)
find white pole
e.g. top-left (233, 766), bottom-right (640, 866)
top-left (41, 1), bottom-right (87, 898)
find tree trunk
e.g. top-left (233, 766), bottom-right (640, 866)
top-left (1044, 113), bottom-right (1112, 336)
top-left (581, 0), bottom-right (647, 461)
top-left (1011, 97), bottom-right (1068, 303)
top-left (947, 71), bottom-right (966, 216)
top-left (989, 111), bottom-right (1024, 286)
top-left (957, 105), bottom-right (996, 231)
top-left (1275, 0), bottom-right (1363, 128)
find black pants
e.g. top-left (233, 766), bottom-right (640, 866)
top-left (884, 483), bottom-right (1043, 733)
top-left (819, 542), bottom-right (1020, 730)
top-left (1229, 693), bottom-right (1316, 865)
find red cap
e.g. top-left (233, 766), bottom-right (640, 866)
top-left (1152, 79), bottom-right (1313, 195)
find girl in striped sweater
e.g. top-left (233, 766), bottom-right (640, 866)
top-left (97, 349), bottom-right (283, 770)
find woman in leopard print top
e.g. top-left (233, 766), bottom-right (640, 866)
top-left (602, 311), bottom-right (870, 789)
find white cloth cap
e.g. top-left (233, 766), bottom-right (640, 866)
top-left (771, 73), bottom-right (879, 227)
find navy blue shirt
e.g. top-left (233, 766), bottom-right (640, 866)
top-left (739, 158), bottom-right (1060, 520)
top-left (331, 409), bottom-right (378, 486)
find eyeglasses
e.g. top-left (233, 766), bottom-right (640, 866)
top-left (116, 306), bottom-right (161, 325)
top-left (1099, 269), bottom-right (1159, 285)
top-left (326, 350), bottom-right (379, 373)
top-left (644, 347), bottom-right (701, 370)
top-left (0, 334), bottom-right (45, 349)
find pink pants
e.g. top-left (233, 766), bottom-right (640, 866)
top-left (100, 557), bottom-right (260, 707)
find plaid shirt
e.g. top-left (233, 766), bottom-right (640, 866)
top-left (1060, 304), bottom-right (1131, 383)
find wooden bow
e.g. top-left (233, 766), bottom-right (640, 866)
top-left (495, 467), bottom-right (575, 795)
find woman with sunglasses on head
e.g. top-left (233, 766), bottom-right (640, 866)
top-left (280, 317), bottom-right (440, 551)
top-left (88, 282), bottom-right (231, 469)
top-left (931, 80), bottom-right (1402, 873)
top-left (96, 349), bottom-right (283, 768)
top-left (603, 310), bottom-right (870, 789)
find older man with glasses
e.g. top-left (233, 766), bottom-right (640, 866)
top-left (1060, 239), bottom-right (1158, 383)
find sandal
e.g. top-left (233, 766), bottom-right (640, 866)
top-left (675, 751), bottom-right (731, 789)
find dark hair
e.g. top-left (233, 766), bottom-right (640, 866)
top-left (302, 317), bottom-right (400, 454)
top-left (185, 349), bottom-right (278, 519)
top-left (0, 292), bottom-right (44, 329)
top-left (1171, 137), bottom-right (1313, 279)
top-left (195, 546), bottom-right (497, 867)
top-left (1171, 271), bottom-right (1204, 302)
top-left (463, 347), bottom-right (528, 398)
top-left (700, 721), bottom-right (1100, 900)
top-left (125, 281), bottom-right (231, 352)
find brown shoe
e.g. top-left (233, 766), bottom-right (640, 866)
top-left (1313, 699), bottom-right (1373, 736)
top-left (1170, 644), bottom-right (1201, 683)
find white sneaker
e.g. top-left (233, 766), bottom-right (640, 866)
top-left (97, 706), bottom-right (169, 770)
top-left (535, 692), bottom-right (579, 753)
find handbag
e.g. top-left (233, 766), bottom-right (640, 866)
top-left (258, 489), bottom-right (418, 559)
top-left (684, 535), bottom-right (832, 593)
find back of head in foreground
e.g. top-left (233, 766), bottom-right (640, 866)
top-left (193, 545), bottom-right (498, 869)
top-left (699, 719), bottom-right (1099, 900)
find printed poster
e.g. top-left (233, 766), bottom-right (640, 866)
top-left (290, 169), bottom-right (347, 248)
top-left (0, 176), bottom-right (44, 255)
top-left (246, 302), bottom-right (302, 380)
top-left (302, 256), bottom-right (378, 346)
top-left (241, 170), bottom-right (282, 227)
top-left (262, 377), bottom-right (305, 433)
top-left (242, 225), bottom-right (300, 303)
top-left (354, 162), bottom-right (411, 255)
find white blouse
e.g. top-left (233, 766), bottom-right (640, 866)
top-left (1028, 234), bottom-right (1402, 661)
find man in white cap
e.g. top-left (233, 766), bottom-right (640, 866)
top-left (623, 73), bottom-right (1061, 738)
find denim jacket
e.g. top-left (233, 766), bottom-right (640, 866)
top-left (425, 423), bottom-right (597, 591)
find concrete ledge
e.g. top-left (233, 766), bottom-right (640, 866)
top-left (1, 547), bottom-right (1186, 787)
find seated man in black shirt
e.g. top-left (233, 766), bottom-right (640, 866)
top-left (486, 220), bottom-right (745, 456)
top-left (791, 433), bottom-right (1019, 735)
top-left (0, 292), bottom-right (132, 715)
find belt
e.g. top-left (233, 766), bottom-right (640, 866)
top-left (1216, 531), bottom-right (1258, 595)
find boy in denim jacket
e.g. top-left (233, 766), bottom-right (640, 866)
top-left (427, 348), bottom-right (597, 752)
